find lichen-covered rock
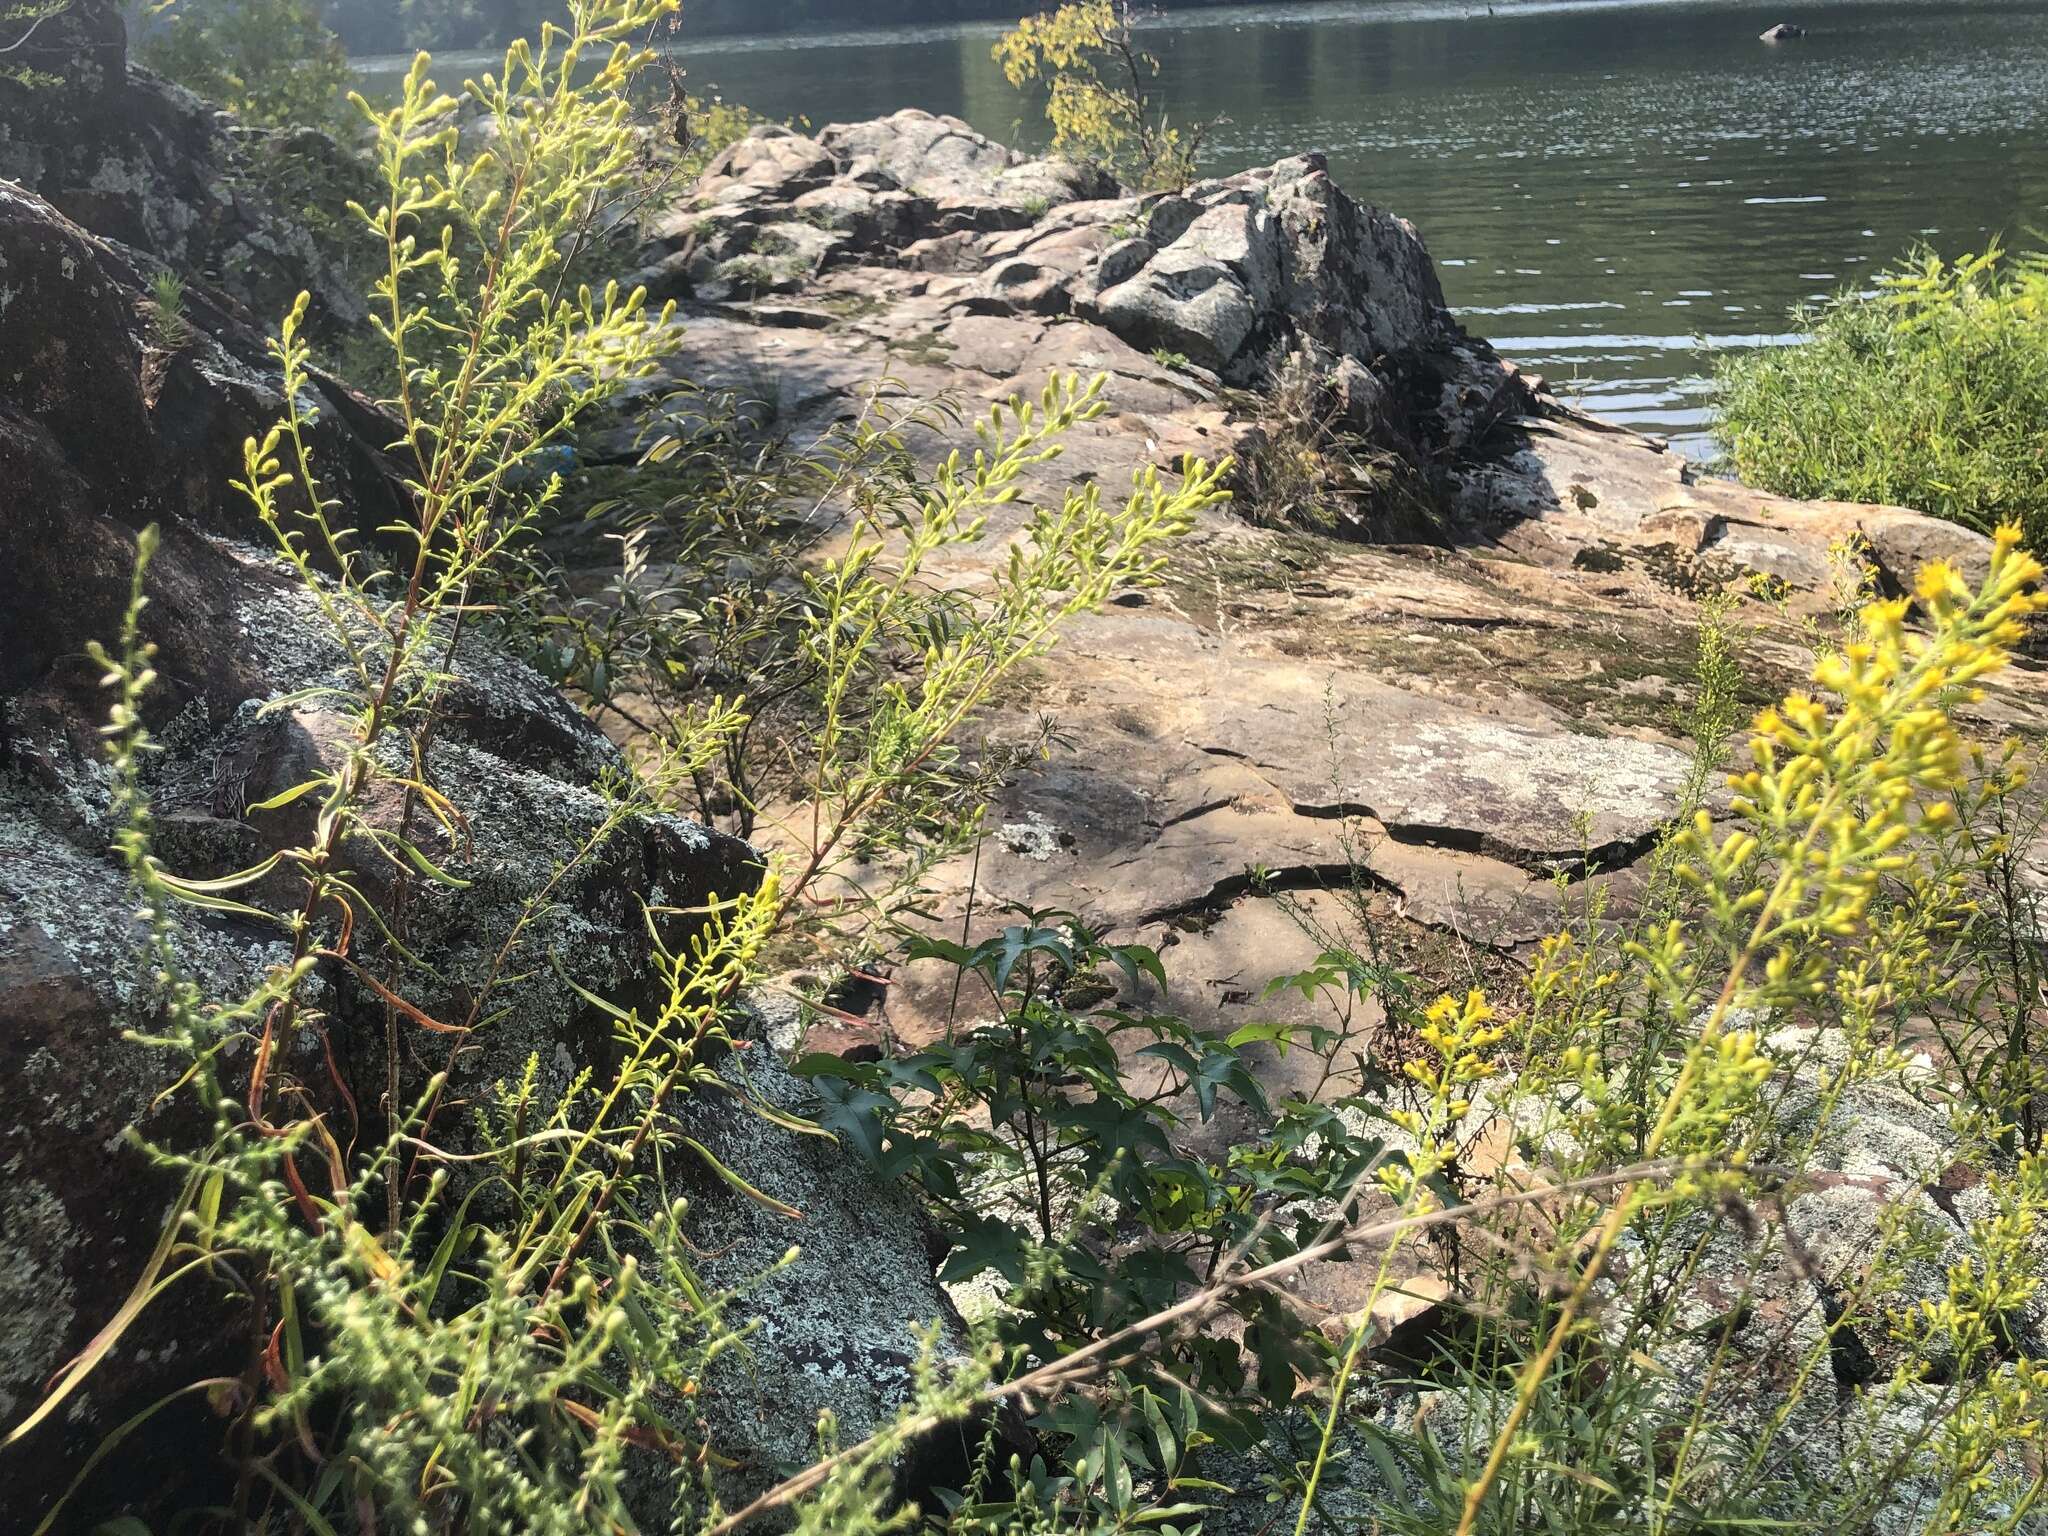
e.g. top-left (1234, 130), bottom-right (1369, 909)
top-left (0, 0), bottom-right (365, 332)
top-left (635, 122), bottom-right (1514, 480)
top-left (1093, 209), bottom-right (1267, 372)
top-left (633, 114), bottom-right (1120, 304)
top-left (816, 108), bottom-right (1114, 210)
top-left (0, 182), bottom-right (961, 1532)
top-left (666, 1040), bottom-right (989, 1515)
top-left (700, 121), bottom-right (840, 203)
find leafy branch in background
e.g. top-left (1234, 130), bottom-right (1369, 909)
top-left (139, 0), bottom-right (356, 132)
top-left (994, 0), bottom-right (1217, 192)
top-left (0, 0), bottom-right (69, 88)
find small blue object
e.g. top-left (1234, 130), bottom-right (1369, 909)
top-left (506, 443), bottom-right (580, 486)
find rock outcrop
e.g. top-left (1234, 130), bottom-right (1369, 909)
top-left (590, 147), bottom-right (2048, 1519)
top-left (596, 118), bottom-right (2035, 1061)
top-left (638, 111), bottom-right (1119, 304)
top-left (0, 0), bottom-right (367, 331)
top-left (0, 181), bottom-right (962, 1531)
top-left (635, 114), bottom-right (1514, 480)
top-left (8, 71), bottom-right (2046, 1526)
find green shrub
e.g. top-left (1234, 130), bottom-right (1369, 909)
top-left (994, 0), bottom-right (1216, 192)
top-left (139, 0), bottom-right (355, 133)
top-left (800, 917), bottom-right (1384, 1444)
top-left (3, 1), bottom-right (1221, 1525)
top-left (1717, 245), bottom-right (2048, 544)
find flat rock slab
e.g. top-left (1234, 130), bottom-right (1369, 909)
top-left (1042, 609), bottom-right (1696, 868)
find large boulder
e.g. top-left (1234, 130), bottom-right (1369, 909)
top-left (634, 119), bottom-right (1516, 488)
top-left (0, 183), bottom-right (962, 1531)
top-left (817, 108), bottom-right (1115, 209)
top-left (1087, 155), bottom-right (1461, 393)
top-left (1094, 199), bottom-right (1280, 372)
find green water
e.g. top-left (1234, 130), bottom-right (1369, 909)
top-left (359, 0), bottom-right (2048, 453)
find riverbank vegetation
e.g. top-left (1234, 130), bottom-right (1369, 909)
top-left (1717, 244), bottom-right (2048, 546)
top-left (9, 2), bottom-right (2048, 1532)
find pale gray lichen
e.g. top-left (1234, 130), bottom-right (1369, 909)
top-left (0, 1166), bottom-right (80, 1425)
top-left (0, 782), bottom-right (290, 1025)
top-left (998, 811), bottom-right (1071, 862)
top-left (673, 1046), bottom-right (962, 1510)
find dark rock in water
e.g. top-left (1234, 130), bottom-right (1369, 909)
top-left (0, 181), bottom-right (964, 1531)
top-left (1760, 22), bottom-right (1808, 41)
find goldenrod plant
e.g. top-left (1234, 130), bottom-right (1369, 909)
top-left (1, 0), bottom-right (1225, 1523)
top-left (17, 0), bottom-right (2048, 1529)
top-left (994, 0), bottom-right (1215, 191)
top-left (520, 373), bottom-right (1228, 956)
top-left (767, 377), bottom-right (1227, 944)
top-left (1274, 532), bottom-right (2048, 1536)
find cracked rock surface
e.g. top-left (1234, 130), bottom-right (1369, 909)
top-left (611, 120), bottom-right (2048, 1528)
top-left (602, 114), bottom-right (2048, 1051)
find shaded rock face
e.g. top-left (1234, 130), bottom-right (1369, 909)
top-left (0, 0), bottom-right (365, 331)
top-left (0, 185), bottom-right (402, 714)
top-left (0, 185), bottom-right (959, 1530)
